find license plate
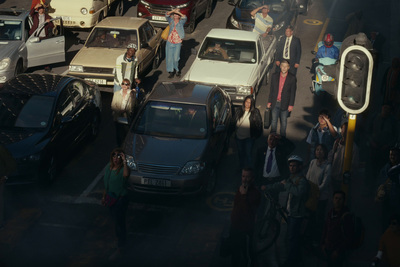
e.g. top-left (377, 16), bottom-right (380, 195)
top-left (152, 16), bottom-right (166, 21)
top-left (63, 21), bottom-right (75, 25)
top-left (141, 178), bottom-right (171, 187)
top-left (85, 78), bottom-right (107, 85)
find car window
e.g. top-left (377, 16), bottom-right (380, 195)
top-left (66, 80), bottom-right (84, 105)
top-left (86, 27), bottom-right (137, 49)
top-left (0, 20), bottom-right (23, 40)
top-left (134, 101), bottom-right (207, 139)
top-left (14, 95), bottom-right (54, 128)
top-left (139, 26), bottom-right (147, 46)
top-left (143, 22), bottom-right (155, 41)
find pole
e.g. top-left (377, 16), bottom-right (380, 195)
top-left (341, 114), bottom-right (356, 201)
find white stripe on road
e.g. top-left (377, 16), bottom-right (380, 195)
top-left (76, 165), bottom-right (107, 203)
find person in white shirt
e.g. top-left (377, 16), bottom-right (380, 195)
top-left (251, 5), bottom-right (273, 37)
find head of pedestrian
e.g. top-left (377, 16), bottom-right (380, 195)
top-left (389, 145), bottom-right (400, 166)
top-left (241, 167), bottom-right (254, 186)
top-left (285, 25), bottom-right (294, 37)
top-left (323, 33), bottom-right (334, 48)
top-left (110, 147), bottom-right (125, 169)
top-left (317, 109), bottom-right (331, 127)
top-left (261, 5), bottom-right (270, 15)
top-left (287, 155), bottom-right (303, 175)
top-left (126, 43), bottom-right (137, 58)
top-left (242, 95), bottom-right (255, 112)
top-left (36, 4), bottom-right (45, 14)
top-left (332, 190), bottom-right (346, 211)
top-left (267, 133), bottom-right (279, 149)
top-left (280, 59), bottom-right (290, 74)
top-left (121, 78), bottom-right (131, 89)
top-left (315, 143), bottom-right (328, 161)
top-left (172, 11), bottom-right (182, 20)
top-left (389, 213), bottom-right (400, 233)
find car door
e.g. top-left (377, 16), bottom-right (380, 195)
top-left (26, 17), bottom-right (65, 68)
top-left (137, 22), bottom-right (155, 72)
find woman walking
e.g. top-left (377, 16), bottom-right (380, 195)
top-left (165, 9), bottom-right (186, 78)
top-left (102, 148), bottom-right (131, 260)
top-left (235, 95), bottom-right (263, 169)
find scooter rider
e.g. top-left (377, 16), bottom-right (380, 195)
top-left (311, 34), bottom-right (340, 74)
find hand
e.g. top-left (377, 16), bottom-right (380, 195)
top-left (35, 3), bottom-right (41, 9)
top-left (267, 103), bottom-right (271, 108)
top-left (315, 58), bottom-right (319, 62)
top-left (280, 180), bottom-right (286, 185)
top-left (45, 19), bottom-right (50, 23)
top-left (120, 152), bottom-right (126, 162)
top-left (294, 63), bottom-right (299, 68)
top-left (239, 183), bottom-right (248, 195)
top-left (275, 61), bottom-right (280, 66)
top-left (288, 106), bottom-right (293, 112)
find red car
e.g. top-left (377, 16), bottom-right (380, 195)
top-left (137, 0), bottom-right (213, 33)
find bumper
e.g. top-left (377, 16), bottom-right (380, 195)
top-left (0, 69), bottom-right (15, 84)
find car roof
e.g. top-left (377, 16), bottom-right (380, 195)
top-left (148, 82), bottom-right (215, 105)
top-left (1, 74), bottom-right (74, 97)
top-left (0, 8), bottom-right (29, 20)
top-left (95, 17), bottom-right (148, 29)
top-left (206, 28), bottom-right (259, 41)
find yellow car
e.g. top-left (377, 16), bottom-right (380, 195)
top-left (47, 0), bottom-right (124, 28)
top-left (68, 17), bottom-right (163, 92)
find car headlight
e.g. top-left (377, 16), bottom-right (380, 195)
top-left (69, 65), bottom-right (83, 72)
top-left (81, 8), bottom-right (88, 15)
top-left (140, 0), bottom-right (150, 6)
top-left (237, 86), bottom-right (252, 95)
top-left (230, 16), bottom-right (239, 28)
top-left (180, 161), bottom-right (205, 175)
top-left (299, 4), bottom-right (304, 8)
top-left (125, 155), bottom-right (137, 171)
top-left (176, 2), bottom-right (189, 9)
top-left (0, 58), bottom-right (11, 70)
top-left (273, 21), bottom-right (285, 32)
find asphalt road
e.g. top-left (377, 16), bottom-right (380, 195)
top-left (0, 0), bottom-right (398, 266)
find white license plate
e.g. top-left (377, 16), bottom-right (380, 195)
top-left (152, 16), bottom-right (167, 21)
top-left (141, 178), bottom-right (171, 187)
top-left (85, 78), bottom-right (107, 85)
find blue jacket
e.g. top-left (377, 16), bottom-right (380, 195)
top-left (165, 12), bottom-right (187, 40)
top-left (316, 45), bottom-right (339, 60)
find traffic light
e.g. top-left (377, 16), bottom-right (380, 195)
top-left (337, 45), bottom-right (374, 114)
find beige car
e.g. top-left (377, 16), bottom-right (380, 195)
top-left (47, 0), bottom-right (123, 28)
top-left (68, 17), bottom-right (163, 92)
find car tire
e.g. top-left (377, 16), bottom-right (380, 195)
top-left (115, 0), bottom-right (124, 16)
top-left (14, 61), bottom-right (23, 77)
top-left (41, 155), bottom-right (58, 184)
top-left (204, 0), bottom-right (213, 18)
top-left (152, 48), bottom-right (162, 70)
top-left (204, 167), bottom-right (217, 195)
top-left (184, 11), bottom-right (196, 34)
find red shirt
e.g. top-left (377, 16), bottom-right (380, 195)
top-left (277, 73), bottom-right (287, 102)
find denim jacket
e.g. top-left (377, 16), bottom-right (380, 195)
top-left (165, 12), bottom-right (187, 40)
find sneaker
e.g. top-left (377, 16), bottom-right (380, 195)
top-left (176, 71), bottom-right (181, 78)
top-left (168, 72), bottom-right (174, 78)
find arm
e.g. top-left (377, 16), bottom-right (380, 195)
top-left (284, 176), bottom-right (308, 197)
top-left (323, 116), bottom-right (338, 138)
top-left (250, 7), bottom-right (263, 17)
top-left (121, 153), bottom-right (130, 178)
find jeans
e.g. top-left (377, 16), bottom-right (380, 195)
top-left (235, 137), bottom-right (255, 169)
top-left (110, 195), bottom-right (129, 248)
top-left (285, 216), bottom-right (304, 266)
top-left (271, 101), bottom-right (289, 136)
top-left (166, 41), bottom-right (181, 73)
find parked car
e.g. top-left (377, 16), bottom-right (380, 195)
top-left (137, 0), bottom-right (214, 33)
top-left (0, 74), bottom-right (102, 184)
top-left (68, 17), bottom-right (163, 92)
top-left (0, 8), bottom-right (65, 85)
top-left (123, 81), bottom-right (233, 195)
top-left (182, 28), bottom-right (277, 105)
top-left (47, 0), bottom-right (124, 28)
top-left (226, 0), bottom-right (298, 36)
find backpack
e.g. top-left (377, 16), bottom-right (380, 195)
top-left (341, 212), bottom-right (365, 250)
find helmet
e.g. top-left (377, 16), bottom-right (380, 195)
top-left (324, 33), bottom-right (334, 48)
top-left (127, 43), bottom-right (137, 50)
top-left (287, 155), bottom-right (303, 164)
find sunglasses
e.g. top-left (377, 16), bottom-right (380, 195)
top-left (112, 153), bottom-right (122, 159)
top-left (121, 83), bottom-right (130, 86)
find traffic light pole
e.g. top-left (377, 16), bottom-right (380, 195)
top-left (341, 114), bottom-right (356, 201)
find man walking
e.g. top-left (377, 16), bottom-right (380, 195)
top-left (114, 43), bottom-right (141, 92)
top-left (275, 25), bottom-right (301, 76)
top-left (267, 60), bottom-right (297, 137)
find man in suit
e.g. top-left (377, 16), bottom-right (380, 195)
top-left (267, 60), bottom-right (297, 137)
top-left (275, 25), bottom-right (301, 76)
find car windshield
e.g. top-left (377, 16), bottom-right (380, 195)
top-left (199, 37), bottom-right (257, 63)
top-left (0, 20), bottom-right (23, 40)
top-left (0, 93), bottom-right (54, 129)
top-left (86, 27), bottom-right (138, 49)
top-left (134, 101), bottom-right (208, 139)
top-left (238, 0), bottom-right (286, 12)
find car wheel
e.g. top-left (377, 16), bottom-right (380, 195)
top-left (152, 48), bottom-right (162, 70)
top-left (14, 61), bottom-right (23, 77)
top-left (204, 168), bottom-right (217, 195)
top-left (98, 11), bottom-right (105, 23)
top-left (184, 11), bottom-right (196, 34)
top-left (42, 155), bottom-right (58, 184)
top-left (204, 0), bottom-right (213, 18)
top-left (115, 0), bottom-right (124, 16)
top-left (90, 112), bottom-right (100, 138)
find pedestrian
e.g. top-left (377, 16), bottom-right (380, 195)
top-left (310, 33), bottom-right (339, 75)
top-left (267, 155), bottom-right (309, 267)
top-left (250, 5), bottom-right (273, 37)
top-left (165, 9), bottom-right (186, 79)
top-left (111, 78), bottom-right (136, 146)
top-left (114, 43), bottom-right (140, 92)
top-left (372, 213), bottom-right (400, 267)
top-left (306, 109), bottom-right (339, 163)
top-left (230, 167), bottom-right (261, 267)
top-left (267, 59), bottom-right (297, 137)
top-left (328, 120), bottom-right (359, 191)
top-left (0, 144), bottom-right (16, 229)
top-left (275, 25), bottom-right (301, 76)
top-left (321, 190), bottom-right (354, 267)
top-left (29, 3), bottom-right (53, 38)
top-left (234, 95), bottom-right (263, 169)
top-left (102, 148), bottom-right (131, 261)
top-left (305, 144), bottom-right (332, 244)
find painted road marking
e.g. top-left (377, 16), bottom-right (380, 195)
top-left (207, 192), bottom-right (235, 211)
top-left (303, 19), bottom-right (323, 25)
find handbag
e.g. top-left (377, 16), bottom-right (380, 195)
top-left (161, 25), bottom-right (170, 41)
top-left (264, 108), bottom-right (272, 129)
top-left (104, 192), bottom-right (119, 207)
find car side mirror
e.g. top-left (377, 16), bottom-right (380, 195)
top-left (214, 124), bottom-right (226, 133)
top-left (311, 50), bottom-right (317, 55)
top-left (29, 36), bottom-right (40, 43)
top-left (61, 116), bottom-right (73, 124)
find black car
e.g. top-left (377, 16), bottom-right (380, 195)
top-left (226, 0), bottom-right (298, 36)
top-left (123, 81), bottom-right (232, 195)
top-left (0, 74), bottom-right (102, 183)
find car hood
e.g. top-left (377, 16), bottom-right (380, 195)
top-left (185, 60), bottom-right (256, 86)
top-left (0, 41), bottom-right (22, 60)
top-left (1, 128), bottom-right (47, 158)
top-left (70, 47), bottom-right (125, 68)
top-left (127, 134), bottom-right (207, 167)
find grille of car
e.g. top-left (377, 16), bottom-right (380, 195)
top-left (83, 67), bottom-right (113, 74)
top-left (146, 3), bottom-right (175, 15)
top-left (138, 163), bottom-right (180, 175)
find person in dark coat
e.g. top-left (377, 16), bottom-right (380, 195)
top-left (275, 25), bottom-right (302, 76)
top-left (267, 60), bottom-right (297, 137)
